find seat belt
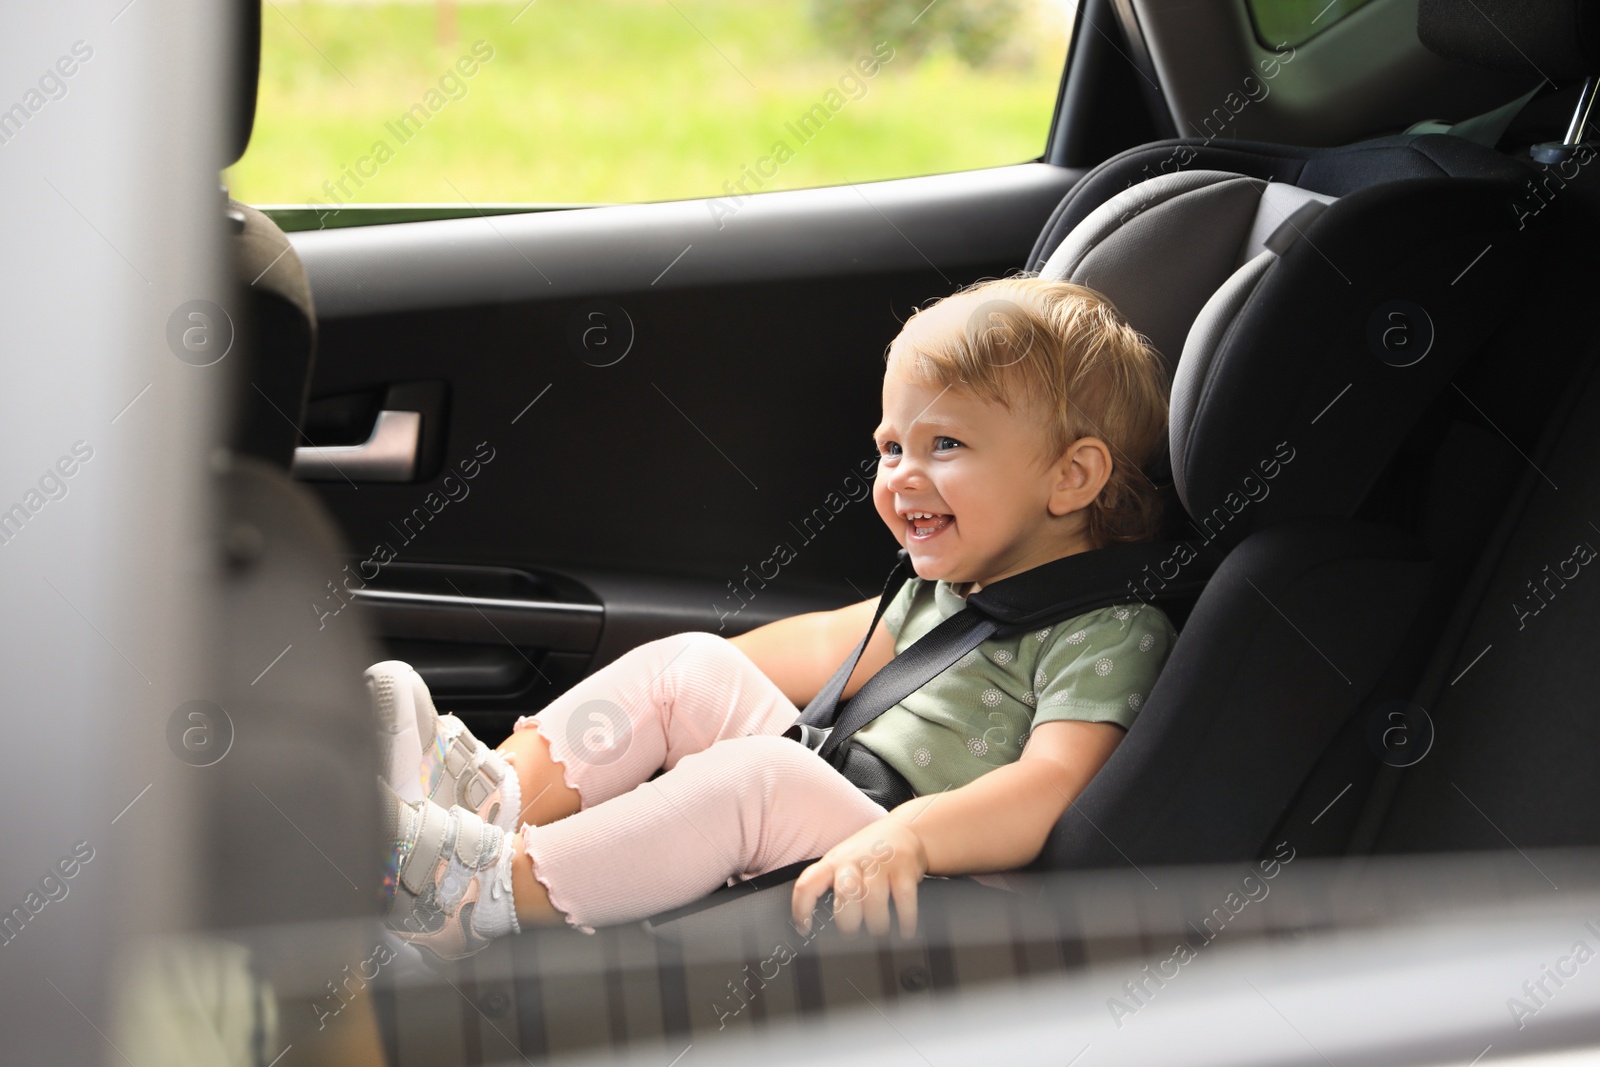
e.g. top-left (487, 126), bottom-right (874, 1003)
top-left (794, 549), bottom-right (916, 755)
top-left (800, 539), bottom-right (1213, 767)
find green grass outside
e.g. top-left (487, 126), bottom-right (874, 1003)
top-left (227, 1), bottom-right (1072, 208)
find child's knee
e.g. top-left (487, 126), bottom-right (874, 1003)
top-left (678, 630), bottom-right (732, 653)
top-left (610, 631), bottom-right (719, 675)
top-left (737, 732), bottom-right (804, 762)
top-left (631, 630), bottom-right (731, 659)
top-left (715, 734), bottom-right (837, 793)
top-left (647, 629), bottom-right (745, 671)
top-left (681, 733), bottom-right (801, 776)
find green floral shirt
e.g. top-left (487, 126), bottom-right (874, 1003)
top-left (851, 577), bottom-right (1177, 797)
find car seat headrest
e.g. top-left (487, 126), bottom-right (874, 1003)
top-left (1026, 136), bottom-right (1552, 551)
top-left (1038, 170), bottom-right (1335, 377)
top-left (1166, 173), bottom-right (1554, 550)
top-left (1418, 0), bottom-right (1600, 83)
top-left (225, 1), bottom-right (261, 170)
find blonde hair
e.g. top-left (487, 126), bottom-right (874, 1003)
top-left (886, 276), bottom-right (1169, 548)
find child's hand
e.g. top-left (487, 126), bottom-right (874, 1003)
top-left (791, 818), bottom-right (927, 939)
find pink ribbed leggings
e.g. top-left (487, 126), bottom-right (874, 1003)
top-left (512, 631), bottom-right (888, 933)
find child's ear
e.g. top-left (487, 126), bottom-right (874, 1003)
top-left (1048, 437), bottom-right (1113, 517)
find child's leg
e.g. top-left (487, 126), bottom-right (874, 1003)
top-left (508, 734), bottom-right (888, 933)
top-left (496, 631), bottom-right (803, 828)
top-left (385, 734), bottom-right (886, 953)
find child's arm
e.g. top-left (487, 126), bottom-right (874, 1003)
top-left (791, 720), bottom-right (1123, 938)
top-left (887, 719), bottom-right (1124, 871)
top-left (728, 598), bottom-right (897, 707)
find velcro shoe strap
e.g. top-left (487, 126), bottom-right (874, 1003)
top-left (402, 799), bottom-right (453, 896)
top-left (461, 770), bottom-right (495, 812)
top-left (454, 808), bottom-right (499, 868)
top-left (443, 734), bottom-right (478, 779)
top-left (448, 741), bottom-right (503, 803)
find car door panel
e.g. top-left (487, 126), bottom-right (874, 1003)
top-left (287, 162), bottom-right (1086, 732)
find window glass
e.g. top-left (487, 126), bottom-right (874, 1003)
top-left (226, 0), bottom-right (1075, 213)
top-left (1246, 0), bottom-right (1374, 48)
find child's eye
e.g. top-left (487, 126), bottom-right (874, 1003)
top-left (874, 438), bottom-right (959, 457)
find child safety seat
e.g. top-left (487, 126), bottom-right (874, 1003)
top-left (649, 38), bottom-right (1562, 930)
top-left (1018, 135), bottom-right (1557, 870)
top-left (791, 139), bottom-right (1553, 871)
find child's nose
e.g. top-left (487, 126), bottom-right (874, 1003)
top-left (883, 458), bottom-right (923, 492)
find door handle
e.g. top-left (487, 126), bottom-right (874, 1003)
top-left (352, 587), bottom-right (604, 651)
top-left (291, 409), bottom-right (421, 482)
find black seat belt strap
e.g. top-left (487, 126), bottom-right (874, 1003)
top-left (797, 550), bottom-right (914, 733)
top-left (802, 539), bottom-right (1212, 768)
top-left (817, 609), bottom-right (999, 763)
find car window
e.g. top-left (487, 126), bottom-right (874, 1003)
top-left (1245, 0), bottom-right (1375, 47)
top-left (226, 0), bottom-right (1075, 217)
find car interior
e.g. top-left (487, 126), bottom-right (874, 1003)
top-left (168, 0), bottom-right (1600, 1060)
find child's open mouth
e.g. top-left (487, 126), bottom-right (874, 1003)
top-left (905, 511), bottom-right (954, 541)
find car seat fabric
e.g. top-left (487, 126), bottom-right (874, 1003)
top-left (1248, 0), bottom-right (1600, 861)
top-left (1371, 308), bottom-right (1600, 854)
top-left (1032, 518), bottom-right (1432, 869)
top-left (1172, 175), bottom-right (1551, 544)
top-left (1418, 0), bottom-right (1600, 82)
top-left (1026, 134), bottom-right (1535, 277)
top-left (230, 199), bottom-right (318, 467)
top-left (1029, 135), bottom-right (1551, 553)
top-left (1038, 170), bottom-right (1335, 379)
top-left (1351, 155), bottom-right (1600, 857)
top-left (201, 455), bottom-right (384, 1029)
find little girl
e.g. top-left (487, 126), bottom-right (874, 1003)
top-left (375, 276), bottom-right (1176, 959)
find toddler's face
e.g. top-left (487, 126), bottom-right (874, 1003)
top-left (871, 364), bottom-right (1088, 592)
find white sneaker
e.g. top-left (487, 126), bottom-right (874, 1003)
top-left (381, 780), bottom-right (519, 960)
top-left (366, 660), bottom-right (522, 832)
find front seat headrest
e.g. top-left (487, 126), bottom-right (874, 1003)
top-left (225, 0), bottom-right (261, 169)
top-left (219, 1), bottom-right (317, 470)
top-left (1419, 0), bottom-right (1600, 82)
